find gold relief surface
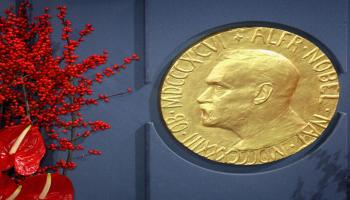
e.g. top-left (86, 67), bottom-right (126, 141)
top-left (160, 27), bottom-right (339, 165)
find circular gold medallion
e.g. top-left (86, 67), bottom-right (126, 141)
top-left (160, 26), bottom-right (340, 165)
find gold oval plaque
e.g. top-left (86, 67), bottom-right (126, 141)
top-left (160, 26), bottom-right (339, 165)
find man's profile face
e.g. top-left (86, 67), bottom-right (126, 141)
top-left (197, 61), bottom-right (256, 130)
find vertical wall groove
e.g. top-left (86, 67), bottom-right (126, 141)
top-left (134, 0), bottom-right (148, 89)
top-left (347, 1), bottom-right (350, 199)
top-left (134, 0), bottom-right (149, 198)
top-left (135, 123), bottom-right (150, 200)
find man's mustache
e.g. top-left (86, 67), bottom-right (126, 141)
top-left (199, 103), bottom-right (212, 110)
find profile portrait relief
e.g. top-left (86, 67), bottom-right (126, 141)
top-left (196, 49), bottom-right (307, 150)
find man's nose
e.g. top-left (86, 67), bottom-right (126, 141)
top-left (197, 88), bottom-right (213, 103)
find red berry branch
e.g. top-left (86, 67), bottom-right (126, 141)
top-left (0, 1), bottom-right (138, 199)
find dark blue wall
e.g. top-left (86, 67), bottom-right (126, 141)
top-left (146, 1), bottom-right (349, 200)
top-left (0, 0), bottom-right (348, 199)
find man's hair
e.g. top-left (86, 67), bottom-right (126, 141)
top-left (216, 49), bottom-right (300, 101)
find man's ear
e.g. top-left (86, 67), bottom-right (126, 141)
top-left (254, 83), bottom-right (273, 105)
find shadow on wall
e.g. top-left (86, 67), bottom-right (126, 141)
top-left (291, 149), bottom-right (349, 200)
